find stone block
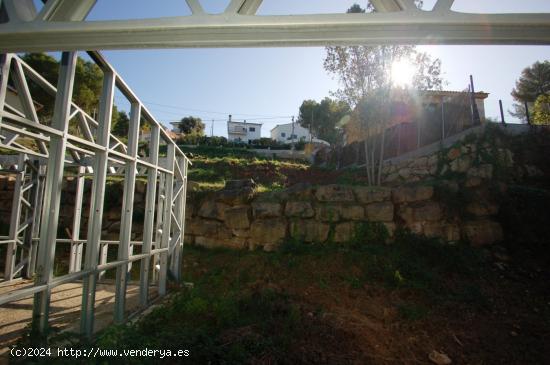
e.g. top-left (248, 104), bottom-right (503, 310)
top-left (447, 147), bottom-right (461, 160)
top-left (224, 205), bottom-right (251, 229)
top-left (285, 201), bottom-right (314, 218)
top-left (413, 202), bottom-right (442, 222)
top-left (315, 184), bottom-right (355, 202)
top-left (195, 236), bottom-right (247, 250)
top-left (251, 202), bottom-right (282, 218)
top-left (198, 200), bottom-right (229, 221)
top-left (466, 201), bottom-right (498, 217)
top-left (216, 187), bottom-right (255, 205)
top-left (249, 218), bottom-right (287, 245)
top-left (316, 204), bottom-right (342, 222)
top-left (392, 185), bottom-right (434, 203)
top-left (467, 164), bottom-right (493, 179)
top-left (333, 222), bottom-right (356, 243)
top-left (340, 205), bottom-right (365, 221)
top-left (290, 219), bottom-right (330, 243)
top-left (353, 186), bottom-right (391, 204)
top-left (365, 201), bottom-right (394, 222)
top-left (450, 155), bottom-right (472, 173)
top-left (462, 220), bottom-right (503, 246)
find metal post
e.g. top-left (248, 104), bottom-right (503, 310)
top-left (499, 100), bottom-right (506, 125)
top-left (26, 162), bottom-right (45, 278)
top-left (22, 159), bottom-right (40, 279)
top-left (158, 145), bottom-right (175, 296)
top-left (5, 154), bottom-right (26, 281)
top-left (139, 124), bottom-right (160, 307)
top-left (32, 51), bottom-right (77, 334)
top-left (170, 156), bottom-right (186, 281)
top-left (114, 101), bottom-right (140, 323)
top-left (0, 54), bottom-right (11, 128)
top-left (152, 172), bottom-right (165, 283)
top-left (80, 69), bottom-right (115, 337)
top-left (69, 166), bottom-right (85, 272)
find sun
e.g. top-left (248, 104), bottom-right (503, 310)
top-left (390, 59), bottom-right (416, 87)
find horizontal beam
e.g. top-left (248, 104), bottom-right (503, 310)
top-left (0, 12), bottom-right (549, 51)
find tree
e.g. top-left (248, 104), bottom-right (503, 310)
top-left (510, 60), bottom-right (550, 121)
top-left (297, 98), bottom-right (351, 145)
top-left (111, 109), bottom-right (130, 137)
top-left (21, 53), bottom-right (103, 119)
top-left (323, 2), bottom-right (442, 108)
top-left (176, 116), bottom-right (205, 136)
top-left (533, 94), bottom-right (550, 125)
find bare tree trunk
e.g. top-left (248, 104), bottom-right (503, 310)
top-left (371, 134), bottom-right (376, 186)
top-left (364, 138), bottom-right (372, 185)
top-left (377, 128), bottom-right (386, 185)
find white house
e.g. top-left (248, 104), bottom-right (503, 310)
top-left (227, 115), bottom-right (261, 143)
top-left (270, 122), bottom-right (312, 144)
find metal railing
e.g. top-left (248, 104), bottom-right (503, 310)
top-left (0, 51), bottom-right (191, 337)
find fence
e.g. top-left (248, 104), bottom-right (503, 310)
top-left (0, 51), bottom-right (190, 337)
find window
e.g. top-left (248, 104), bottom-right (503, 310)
top-left (281, 132), bottom-right (286, 137)
top-left (249, 127), bottom-right (255, 132)
top-left (291, 134), bottom-right (297, 139)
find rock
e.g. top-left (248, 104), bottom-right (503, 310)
top-left (187, 219), bottom-right (232, 239)
top-left (334, 222), bottom-right (356, 243)
top-left (365, 202), bottom-right (394, 222)
top-left (232, 229), bottom-right (250, 238)
top-left (450, 155), bottom-right (471, 173)
top-left (184, 234), bottom-right (195, 245)
top-left (251, 202), bottom-right (282, 218)
top-left (195, 236), bottom-right (247, 250)
top-left (249, 218), bottom-right (287, 246)
top-left (467, 164), bottom-right (493, 179)
top-left (464, 177), bottom-right (482, 188)
top-left (353, 186), bottom-right (391, 204)
top-left (524, 164), bottom-right (544, 177)
top-left (315, 184), bottom-right (355, 202)
top-left (429, 350), bottom-right (452, 365)
top-left (413, 202), bottom-right (442, 222)
top-left (198, 200), bottom-right (229, 221)
top-left (186, 181), bottom-right (200, 192)
top-left (411, 156), bottom-right (428, 168)
top-left (224, 179), bottom-right (256, 190)
top-left (383, 222), bottom-right (397, 238)
top-left (340, 205), bottom-right (365, 221)
top-left (398, 168), bottom-right (411, 179)
top-left (316, 205), bottom-right (342, 222)
top-left (285, 201), bottom-right (315, 218)
top-left (423, 223), bottom-right (460, 241)
top-left (462, 220), bottom-right (503, 246)
top-left (392, 185), bottom-right (434, 203)
top-left (290, 220), bottom-right (330, 243)
top-left (216, 187), bottom-right (255, 205)
top-left (135, 180), bottom-right (147, 194)
top-left (447, 147), bottom-right (461, 160)
top-left (466, 201), bottom-right (499, 217)
top-left (224, 205), bottom-right (251, 229)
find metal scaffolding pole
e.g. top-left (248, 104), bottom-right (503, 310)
top-left (80, 69), bottom-right (115, 337)
top-left (139, 124), bottom-right (160, 307)
top-left (114, 101), bottom-right (140, 323)
top-left (32, 51), bottom-right (77, 334)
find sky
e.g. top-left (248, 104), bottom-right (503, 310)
top-left (45, 0), bottom-right (550, 137)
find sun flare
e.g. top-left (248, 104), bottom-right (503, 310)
top-left (391, 59), bottom-right (415, 87)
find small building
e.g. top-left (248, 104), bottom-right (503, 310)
top-left (270, 122), bottom-right (312, 144)
top-left (227, 115), bottom-right (261, 143)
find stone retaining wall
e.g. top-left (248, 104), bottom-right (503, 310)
top-left (185, 180), bottom-right (504, 251)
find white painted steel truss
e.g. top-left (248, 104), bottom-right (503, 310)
top-left (0, 51), bottom-right (190, 337)
top-left (0, 0), bottom-right (549, 52)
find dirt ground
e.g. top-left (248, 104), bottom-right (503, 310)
top-left (0, 280), bottom-right (144, 361)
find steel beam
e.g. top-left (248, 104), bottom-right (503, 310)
top-left (68, 166), bottom-right (86, 273)
top-left (0, 10), bottom-right (549, 51)
top-left (158, 145), bottom-right (175, 297)
top-left (32, 51), bottom-right (77, 334)
top-left (80, 69), bottom-right (115, 337)
top-left (139, 124), bottom-right (160, 307)
top-left (114, 101), bottom-right (140, 323)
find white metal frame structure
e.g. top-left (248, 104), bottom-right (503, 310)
top-left (0, 0), bottom-right (549, 51)
top-left (0, 51), bottom-right (190, 337)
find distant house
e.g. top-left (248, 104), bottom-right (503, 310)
top-left (227, 115), bottom-right (261, 143)
top-left (270, 122), bottom-right (312, 144)
top-left (418, 90), bottom-right (489, 121)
